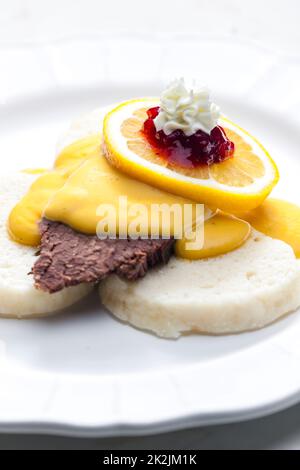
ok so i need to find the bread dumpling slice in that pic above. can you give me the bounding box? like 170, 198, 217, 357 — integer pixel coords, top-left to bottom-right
99, 230, 300, 337
0, 172, 93, 318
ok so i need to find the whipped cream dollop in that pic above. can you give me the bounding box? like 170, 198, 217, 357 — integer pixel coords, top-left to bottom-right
154, 78, 221, 136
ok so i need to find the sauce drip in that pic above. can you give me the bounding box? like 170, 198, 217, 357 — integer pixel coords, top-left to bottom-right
238, 198, 300, 258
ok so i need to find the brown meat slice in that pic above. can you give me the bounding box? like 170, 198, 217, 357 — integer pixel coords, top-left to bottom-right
32, 219, 175, 293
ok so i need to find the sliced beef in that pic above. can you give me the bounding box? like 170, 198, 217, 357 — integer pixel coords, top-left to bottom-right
32, 218, 174, 293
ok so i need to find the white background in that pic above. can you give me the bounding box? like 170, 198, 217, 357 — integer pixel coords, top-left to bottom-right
1, 0, 300, 450
1, 0, 300, 57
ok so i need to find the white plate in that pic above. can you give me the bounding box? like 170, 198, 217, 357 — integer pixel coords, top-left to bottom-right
1, 34, 300, 437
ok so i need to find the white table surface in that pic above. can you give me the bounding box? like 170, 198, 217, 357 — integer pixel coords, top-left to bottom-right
1, 0, 300, 450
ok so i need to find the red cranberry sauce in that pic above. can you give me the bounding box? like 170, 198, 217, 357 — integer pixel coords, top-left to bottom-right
143, 106, 235, 168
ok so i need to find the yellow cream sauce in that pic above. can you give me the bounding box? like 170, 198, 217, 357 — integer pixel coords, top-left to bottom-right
11, 135, 300, 261
9, 136, 207, 249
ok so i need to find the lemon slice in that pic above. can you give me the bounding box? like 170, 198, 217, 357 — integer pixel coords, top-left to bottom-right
103, 99, 279, 212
